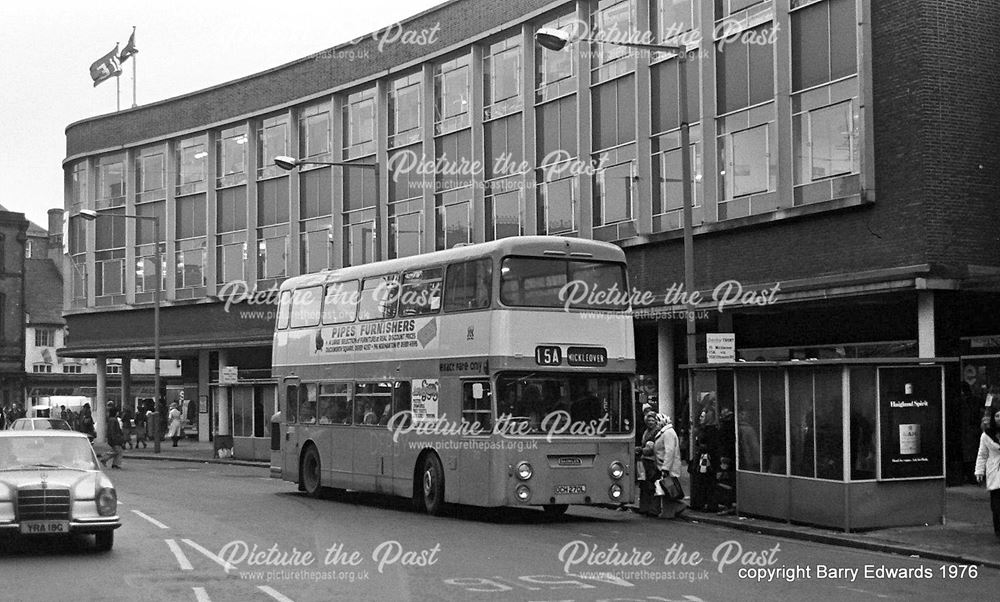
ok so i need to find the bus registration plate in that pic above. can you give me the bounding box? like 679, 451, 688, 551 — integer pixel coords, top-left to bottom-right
554, 484, 586, 495
20, 520, 69, 535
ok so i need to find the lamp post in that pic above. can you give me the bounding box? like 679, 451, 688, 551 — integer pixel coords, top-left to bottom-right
534, 29, 697, 364
77, 209, 162, 453
274, 156, 381, 262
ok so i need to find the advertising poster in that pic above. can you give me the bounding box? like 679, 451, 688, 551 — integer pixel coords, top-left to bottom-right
411, 379, 439, 422
877, 366, 944, 480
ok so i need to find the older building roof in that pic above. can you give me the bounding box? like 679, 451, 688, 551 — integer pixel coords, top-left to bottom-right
25, 258, 64, 325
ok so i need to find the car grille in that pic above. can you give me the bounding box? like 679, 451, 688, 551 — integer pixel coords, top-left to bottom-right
17, 488, 71, 521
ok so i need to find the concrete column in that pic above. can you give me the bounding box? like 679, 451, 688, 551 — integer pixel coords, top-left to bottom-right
657, 321, 675, 421
198, 350, 210, 442
95, 356, 107, 443
918, 290, 935, 357
120, 356, 131, 412
217, 349, 230, 437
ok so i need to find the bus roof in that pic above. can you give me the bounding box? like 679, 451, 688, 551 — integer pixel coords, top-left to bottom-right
280, 236, 626, 290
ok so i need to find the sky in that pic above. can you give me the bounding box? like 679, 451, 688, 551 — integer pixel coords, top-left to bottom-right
0, 0, 445, 229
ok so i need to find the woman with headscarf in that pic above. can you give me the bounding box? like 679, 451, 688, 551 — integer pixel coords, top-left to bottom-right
637, 411, 661, 516
166, 402, 183, 447
652, 413, 687, 519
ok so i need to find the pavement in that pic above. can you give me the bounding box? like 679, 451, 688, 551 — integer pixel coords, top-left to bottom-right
96, 438, 1000, 570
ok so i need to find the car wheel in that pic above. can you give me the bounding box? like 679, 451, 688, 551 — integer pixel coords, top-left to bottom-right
301, 446, 322, 498
419, 454, 446, 516
543, 504, 569, 517
95, 530, 114, 552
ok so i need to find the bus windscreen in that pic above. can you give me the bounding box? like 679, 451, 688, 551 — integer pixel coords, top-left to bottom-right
499, 257, 628, 311
495, 373, 633, 435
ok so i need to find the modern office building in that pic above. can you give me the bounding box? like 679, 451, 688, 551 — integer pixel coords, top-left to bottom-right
62, 0, 998, 488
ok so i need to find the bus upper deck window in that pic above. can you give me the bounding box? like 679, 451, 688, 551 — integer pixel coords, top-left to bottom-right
276, 290, 292, 329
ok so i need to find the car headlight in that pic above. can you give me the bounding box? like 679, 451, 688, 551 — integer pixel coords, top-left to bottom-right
609, 461, 625, 480
516, 462, 533, 481
609, 483, 623, 500
515, 484, 531, 502
96, 487, 117, 516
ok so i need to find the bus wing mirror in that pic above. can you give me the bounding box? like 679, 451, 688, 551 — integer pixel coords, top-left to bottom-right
472, 383, 484, 400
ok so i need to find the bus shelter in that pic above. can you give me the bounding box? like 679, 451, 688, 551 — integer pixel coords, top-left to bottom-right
684, 359, 950, 531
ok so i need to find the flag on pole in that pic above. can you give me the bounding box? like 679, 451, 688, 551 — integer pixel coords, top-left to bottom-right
90, 45, 122, 87
119, 28, 138, 63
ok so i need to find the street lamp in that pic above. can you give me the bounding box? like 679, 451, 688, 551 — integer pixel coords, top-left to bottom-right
273, 156, 382, 262
534, 29, 697, 365
77, 208, 163, 453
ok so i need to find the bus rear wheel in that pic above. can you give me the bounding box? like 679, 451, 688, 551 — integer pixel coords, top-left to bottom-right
419, 454, 446, 516
543, 504, 569, 517
301, 446, 322, 498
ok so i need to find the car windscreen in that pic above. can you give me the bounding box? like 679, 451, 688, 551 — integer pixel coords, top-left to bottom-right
0, 437, 99, 471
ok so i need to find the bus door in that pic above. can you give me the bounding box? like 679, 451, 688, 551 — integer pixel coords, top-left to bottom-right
280, 376, 300, 483
456, 378, 493, 506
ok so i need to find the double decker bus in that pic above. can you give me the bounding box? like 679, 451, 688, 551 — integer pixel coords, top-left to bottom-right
272, 236, 635, 515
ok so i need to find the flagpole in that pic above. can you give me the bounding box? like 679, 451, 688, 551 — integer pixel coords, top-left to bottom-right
132, 54, 137, 108
116, 72, 121, 112
131, 26, 137, 108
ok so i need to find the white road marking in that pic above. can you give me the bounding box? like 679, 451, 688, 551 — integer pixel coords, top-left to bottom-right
132, 509, 169, 529
193, 587, 211, 602
183, 538, 236, 572
165, 539, 194, 570
258, 586, 296, 602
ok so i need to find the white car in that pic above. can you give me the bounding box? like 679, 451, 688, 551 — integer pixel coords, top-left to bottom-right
0, 431, 120, 551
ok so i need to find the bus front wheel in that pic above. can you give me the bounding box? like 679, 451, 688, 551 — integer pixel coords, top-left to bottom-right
419, 454, 446, 516
301, 446, 322, 498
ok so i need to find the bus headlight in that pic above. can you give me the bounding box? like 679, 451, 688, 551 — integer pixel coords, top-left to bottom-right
609, 461, 625, 480
516, 462, 533, 481
515, 485, 532, 502
609, 483, 623, 500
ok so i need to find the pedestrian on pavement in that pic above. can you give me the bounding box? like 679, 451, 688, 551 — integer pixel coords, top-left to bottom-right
79, 404, 97, 443
975, 405, 1000, 540
121, 407, 136, 449
652, 413, 687, 519
101, 407, 125, 469
637, 411, 661, 516
134, 406, 148, 448
166, 402, 183, 447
